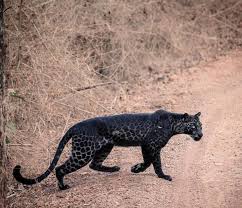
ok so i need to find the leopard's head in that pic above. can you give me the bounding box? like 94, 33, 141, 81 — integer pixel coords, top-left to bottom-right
174, 112, 203, 141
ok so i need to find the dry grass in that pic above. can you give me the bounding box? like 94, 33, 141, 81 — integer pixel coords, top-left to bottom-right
4, 0, 242, 202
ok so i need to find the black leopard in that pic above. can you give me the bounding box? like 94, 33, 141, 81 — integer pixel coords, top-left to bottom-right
13, 110, 203, 190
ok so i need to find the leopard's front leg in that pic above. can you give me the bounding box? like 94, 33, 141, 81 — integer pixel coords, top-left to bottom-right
131, 145, 151, 173
152, 150, 172, 181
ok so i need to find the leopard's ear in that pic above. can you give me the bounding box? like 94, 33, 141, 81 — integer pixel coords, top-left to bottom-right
183, 113, 189, 118
182, 113, 189, 121
195, 112, 201, 117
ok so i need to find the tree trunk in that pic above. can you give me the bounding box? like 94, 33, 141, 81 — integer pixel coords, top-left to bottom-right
0, 0, 6, 207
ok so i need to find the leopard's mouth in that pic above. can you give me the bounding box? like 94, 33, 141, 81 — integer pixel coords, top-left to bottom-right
191, 133, 203, 141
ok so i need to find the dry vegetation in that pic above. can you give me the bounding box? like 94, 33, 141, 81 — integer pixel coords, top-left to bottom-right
3, 0, 242, 206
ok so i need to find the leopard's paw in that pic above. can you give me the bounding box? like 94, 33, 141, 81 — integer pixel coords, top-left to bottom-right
131, 164, 143, 173
158, 174, 172, 181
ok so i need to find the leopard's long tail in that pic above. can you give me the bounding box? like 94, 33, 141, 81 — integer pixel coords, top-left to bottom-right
13, 128, 73, 185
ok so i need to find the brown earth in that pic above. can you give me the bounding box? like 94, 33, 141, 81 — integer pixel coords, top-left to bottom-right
7, 51, 242, 208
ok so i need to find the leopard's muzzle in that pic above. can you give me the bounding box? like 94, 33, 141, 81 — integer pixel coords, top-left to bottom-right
191, 133, 203, 141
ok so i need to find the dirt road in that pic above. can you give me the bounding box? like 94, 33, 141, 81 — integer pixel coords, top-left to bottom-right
9, 52, 242, 208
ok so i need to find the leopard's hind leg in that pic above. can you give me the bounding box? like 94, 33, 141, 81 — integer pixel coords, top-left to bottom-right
55, 156, 93, 190
55, 136, 96, 190
89, 143, 120, 172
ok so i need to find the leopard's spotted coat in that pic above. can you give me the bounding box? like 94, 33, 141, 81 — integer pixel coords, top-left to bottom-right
13, 110, 203, 190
